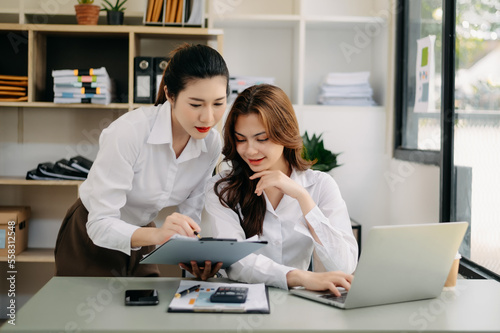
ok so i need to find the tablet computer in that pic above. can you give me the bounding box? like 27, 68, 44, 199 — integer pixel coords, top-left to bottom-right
140, 236, 267, 268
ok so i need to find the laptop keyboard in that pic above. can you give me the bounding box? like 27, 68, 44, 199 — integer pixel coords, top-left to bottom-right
319, 290, 348, 303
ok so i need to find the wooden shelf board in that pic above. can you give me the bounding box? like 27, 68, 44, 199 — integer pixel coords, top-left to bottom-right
0, 101, 130, 109
0, 177, 83, 186
0, 23, 223, 37
22, 9, 145, 18
0, 248, 54, 263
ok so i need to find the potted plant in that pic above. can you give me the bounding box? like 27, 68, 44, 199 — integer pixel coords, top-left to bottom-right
101, 0, 128, 25
302, 131, 341, 172
75, 0, 100, 25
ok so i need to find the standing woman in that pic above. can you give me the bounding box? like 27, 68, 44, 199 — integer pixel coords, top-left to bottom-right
204, 84, 358, 296
55, 44, 228, 278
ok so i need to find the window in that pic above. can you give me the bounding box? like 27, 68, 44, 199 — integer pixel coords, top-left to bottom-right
395, 0, 500, 279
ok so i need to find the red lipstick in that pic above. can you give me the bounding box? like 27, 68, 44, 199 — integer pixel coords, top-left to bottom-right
196, 127, 210, 133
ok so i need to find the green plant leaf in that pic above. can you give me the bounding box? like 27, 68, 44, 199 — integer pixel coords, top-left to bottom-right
101, 0, 128, 11
302, 131, 341, 172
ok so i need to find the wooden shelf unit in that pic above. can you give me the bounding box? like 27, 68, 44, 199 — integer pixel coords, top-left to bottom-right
0, 23, 224, 266
0, 23, 223, 108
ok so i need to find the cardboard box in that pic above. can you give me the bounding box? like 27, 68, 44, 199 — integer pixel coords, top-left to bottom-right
0, 206, 31, 256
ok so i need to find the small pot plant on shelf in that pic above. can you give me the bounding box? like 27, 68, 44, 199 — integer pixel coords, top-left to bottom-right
75, 0, 101, 25
302, 131, 342, 172
101, 0, 128, 25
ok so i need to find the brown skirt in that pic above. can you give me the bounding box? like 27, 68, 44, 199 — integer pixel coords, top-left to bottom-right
54, 198, 160, 277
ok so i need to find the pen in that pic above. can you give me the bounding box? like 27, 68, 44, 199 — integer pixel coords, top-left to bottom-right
193, 230, 201, 239
175, 284, 201, 298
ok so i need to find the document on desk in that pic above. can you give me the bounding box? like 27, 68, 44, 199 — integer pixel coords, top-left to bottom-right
139, 234, 267, 268
168, 280, 270, 313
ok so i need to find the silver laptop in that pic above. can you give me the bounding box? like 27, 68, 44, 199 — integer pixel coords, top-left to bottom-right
290, 222, 468, 309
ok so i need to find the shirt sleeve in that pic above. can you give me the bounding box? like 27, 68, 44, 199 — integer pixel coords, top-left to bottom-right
177, 131, 222, 223
81, 118, 142, 256
204, 176, 295, 290
294, 173, 358, 274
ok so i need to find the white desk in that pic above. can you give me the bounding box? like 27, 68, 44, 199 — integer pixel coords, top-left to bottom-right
1, 277, 499, 332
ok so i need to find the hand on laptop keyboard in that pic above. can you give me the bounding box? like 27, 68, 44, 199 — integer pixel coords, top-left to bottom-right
287, 270, 353, 297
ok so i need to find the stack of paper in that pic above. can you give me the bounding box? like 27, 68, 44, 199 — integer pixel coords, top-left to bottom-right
229, 76, 275, 100
0, 75, 28, 102
168, 280, 270, 313
317, 71, 376, 106
52, 67, 113, 105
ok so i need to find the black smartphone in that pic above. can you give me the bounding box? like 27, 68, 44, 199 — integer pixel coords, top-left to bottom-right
125, 289, 159, 306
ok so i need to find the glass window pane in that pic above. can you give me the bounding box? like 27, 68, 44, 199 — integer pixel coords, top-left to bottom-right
402, 0, 443, 150
454, 0, 500, 275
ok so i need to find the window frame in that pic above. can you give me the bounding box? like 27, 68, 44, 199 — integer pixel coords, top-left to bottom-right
393, 0, 440, 166
394, 0, 500, 282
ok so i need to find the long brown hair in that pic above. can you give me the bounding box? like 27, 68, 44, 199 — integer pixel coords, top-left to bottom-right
154, 43, 229, 105
214, 84, 312, 238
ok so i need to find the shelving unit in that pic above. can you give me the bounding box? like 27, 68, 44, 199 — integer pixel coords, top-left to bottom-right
0, 18, 223, 269
206, 0, 390, 106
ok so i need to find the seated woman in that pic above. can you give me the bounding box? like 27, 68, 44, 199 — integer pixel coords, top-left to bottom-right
204, 84, 358, 296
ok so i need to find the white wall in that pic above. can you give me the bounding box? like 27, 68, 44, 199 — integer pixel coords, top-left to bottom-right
295, 105, 388, 244
295, 105, 440, 248
386, 160, 440, 225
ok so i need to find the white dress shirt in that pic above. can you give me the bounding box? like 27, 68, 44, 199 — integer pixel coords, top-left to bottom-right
79, 102, 221, 255
204, 168, 358, 290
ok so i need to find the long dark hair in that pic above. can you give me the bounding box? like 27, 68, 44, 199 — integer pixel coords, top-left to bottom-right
155, 43, 229, 105
214, 84, 312, 238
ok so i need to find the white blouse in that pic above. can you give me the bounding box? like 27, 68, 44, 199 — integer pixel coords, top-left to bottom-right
79, 102, 221, 255
204, 168, 358, 290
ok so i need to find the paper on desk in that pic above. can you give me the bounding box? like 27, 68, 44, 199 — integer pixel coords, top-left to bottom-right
168, 280, 270, 313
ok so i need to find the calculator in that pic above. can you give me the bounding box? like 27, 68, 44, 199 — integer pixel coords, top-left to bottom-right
210, 286, 248, 303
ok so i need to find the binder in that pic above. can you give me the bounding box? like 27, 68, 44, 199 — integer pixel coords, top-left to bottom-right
68, 155, 93, 173
25, 156, 93, 181
54, 159, 89, 177
153, 57, 169, 101
146, 0, 155, 22
176, 0, 184, 23
133, 57, 154, 104
52, 67, 108, 77
151, 0, 164, 22
34, 162, 87, 180
0, 75, 28, 101
185, 0, 203, 25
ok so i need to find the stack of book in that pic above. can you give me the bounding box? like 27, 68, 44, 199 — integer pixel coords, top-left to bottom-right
317, 71, 376, 106
52, 67, 113, 105
0, 75, 28, 102
26, 156, 93, 181
229, 76, 275, 100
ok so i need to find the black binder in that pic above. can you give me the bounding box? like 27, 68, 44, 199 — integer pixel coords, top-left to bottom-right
27, 162, 87, 180
133, 56, 154, 104
68, 155, 93, 173
153, 57, 169, 102
54, 159, 89, 178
